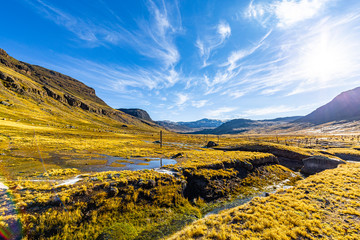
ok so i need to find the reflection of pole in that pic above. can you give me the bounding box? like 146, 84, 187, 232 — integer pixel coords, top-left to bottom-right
160, 130, 163, 148
160, 158, 163, 167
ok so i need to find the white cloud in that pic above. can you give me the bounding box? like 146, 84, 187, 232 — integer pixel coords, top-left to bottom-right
29, 0, 182, 69
217, 21, 231, 39
245, 0, 332, 28
239, 104, 318, 118
275, 0, 331, 28
203, 30, 271, 90
196, 20, 232, 67
176, 93, 189, 106
205, 107, 237, 118
191, 100, 208, 108
242, 105, 296, 117
225, 90, 247, 99
226, 7, 360, 98
224, 30, 271, 71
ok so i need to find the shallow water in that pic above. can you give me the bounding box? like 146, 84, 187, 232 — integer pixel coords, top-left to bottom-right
204, 179, 294, 217
46, 153, 177, 172
72, 155, 177, 172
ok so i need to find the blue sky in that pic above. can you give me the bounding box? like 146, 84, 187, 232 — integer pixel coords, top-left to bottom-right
1, 0, 360, 121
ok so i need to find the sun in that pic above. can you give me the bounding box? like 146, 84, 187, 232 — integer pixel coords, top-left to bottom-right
300, 30, 352, 83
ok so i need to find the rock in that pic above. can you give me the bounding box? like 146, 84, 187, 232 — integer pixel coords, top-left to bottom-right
108, 187, 119, 197
0, 101, 11, 106
171, 153, 183, 159
0, 71, 6, 80
206, 141, 218, 148
90, 177, 99, 181
300, 155, 345, 175
148, 179, 156, 188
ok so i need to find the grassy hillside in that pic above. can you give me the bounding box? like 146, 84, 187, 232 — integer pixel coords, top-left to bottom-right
168, 163, 360, 240
0, 49, 158, 132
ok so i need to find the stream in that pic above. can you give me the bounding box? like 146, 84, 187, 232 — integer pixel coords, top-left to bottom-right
204, 179, 294, 217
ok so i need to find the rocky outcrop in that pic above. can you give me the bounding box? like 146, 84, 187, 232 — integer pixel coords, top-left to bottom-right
117, 108, 153, 122
206, 141, 218, 148
300, 156, 345, 175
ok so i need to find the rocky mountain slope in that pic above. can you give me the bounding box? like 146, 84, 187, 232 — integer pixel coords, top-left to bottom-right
156, 118, 224, 132
297, 87, 360, 124
118, 108, 153, 122
0, 49, 159, 131
191, 116, 302, 135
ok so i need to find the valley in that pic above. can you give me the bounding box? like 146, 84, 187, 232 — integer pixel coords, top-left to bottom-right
0, 49, 360, 239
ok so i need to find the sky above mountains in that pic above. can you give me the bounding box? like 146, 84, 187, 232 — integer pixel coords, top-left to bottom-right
2, 0, 360, 121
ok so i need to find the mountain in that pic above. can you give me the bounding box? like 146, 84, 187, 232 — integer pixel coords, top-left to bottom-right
156, 120, 194, 132
177, 118, 224, 128
264, 116, 302, 122
192, 116, 303, 135
297, 87, 360, 124
0, 49, 159, 131
155, 118, 224, 132
118, 108, 153, 122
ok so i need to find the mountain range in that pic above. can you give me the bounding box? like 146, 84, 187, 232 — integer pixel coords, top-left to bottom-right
1, 48, 360, 135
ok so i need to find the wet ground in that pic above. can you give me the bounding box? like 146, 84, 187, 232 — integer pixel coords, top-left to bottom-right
44, 153, 177, 172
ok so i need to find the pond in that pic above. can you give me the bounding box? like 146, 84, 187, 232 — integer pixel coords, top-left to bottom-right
102, 155, 177, 171
45, 153, 177, 172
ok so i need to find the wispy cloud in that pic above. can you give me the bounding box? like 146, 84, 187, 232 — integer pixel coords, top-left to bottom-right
27, 0, 126, 46
202, 30, 271, 90
191, 100, 208, 108
132, 0, 183, 67
245, 0, 333, 28
239, 104, 315, 118
205, 107, 237, 118
196, 21, 231, 67
176, 93, 190, 106
223, 30, 271, 71
28, 0, 182, 69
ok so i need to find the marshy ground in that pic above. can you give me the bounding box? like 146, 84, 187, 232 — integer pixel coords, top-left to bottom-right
1, 118, 360, 239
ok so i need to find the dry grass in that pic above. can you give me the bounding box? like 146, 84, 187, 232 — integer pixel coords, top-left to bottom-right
168, 163, 360, 240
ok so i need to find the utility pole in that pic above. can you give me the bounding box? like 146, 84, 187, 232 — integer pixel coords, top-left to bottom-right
160, 130, 163, 148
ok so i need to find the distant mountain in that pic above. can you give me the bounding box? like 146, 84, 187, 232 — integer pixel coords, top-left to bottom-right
191, 116, 303, 135
264, 116, 302, 122
155, 118, 224, 133
178, 118, 224, 128
118, 108, 153, 122
0, 49, 159, 131
156, 120, 194, 132
297, 87, 360, 124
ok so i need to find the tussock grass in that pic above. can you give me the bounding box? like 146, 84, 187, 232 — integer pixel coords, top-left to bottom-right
168, 163, 360, 240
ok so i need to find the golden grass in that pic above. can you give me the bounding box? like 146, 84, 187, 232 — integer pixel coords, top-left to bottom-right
168, 163, 360, 240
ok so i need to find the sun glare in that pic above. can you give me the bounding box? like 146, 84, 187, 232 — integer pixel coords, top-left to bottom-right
300, 30, 352, 83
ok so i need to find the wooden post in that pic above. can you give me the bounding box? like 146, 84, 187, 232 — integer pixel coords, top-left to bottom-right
160, 130, 163, 148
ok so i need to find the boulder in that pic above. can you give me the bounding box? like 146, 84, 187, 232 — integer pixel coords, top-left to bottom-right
300, 155, 345, 175
108, 187, 119, 197
0, 101, 11, 106
171, 153, 183, 159
206, 141, 218, 148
